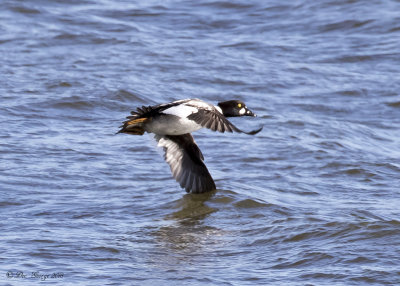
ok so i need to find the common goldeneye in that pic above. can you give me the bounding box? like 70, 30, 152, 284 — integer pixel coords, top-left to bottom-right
118, 98, 262, 193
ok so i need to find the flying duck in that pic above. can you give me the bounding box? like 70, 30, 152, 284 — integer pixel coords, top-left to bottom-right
118, 98, 262, 193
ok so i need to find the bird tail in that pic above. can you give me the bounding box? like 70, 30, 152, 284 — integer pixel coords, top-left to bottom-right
117, 117, 148, 135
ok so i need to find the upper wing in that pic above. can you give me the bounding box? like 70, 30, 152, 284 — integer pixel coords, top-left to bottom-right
154, 134, 216, 194
130, 99, 192, 118
118, 99, 193, 134
187, 109, 239, 133
187, 109, 263, 135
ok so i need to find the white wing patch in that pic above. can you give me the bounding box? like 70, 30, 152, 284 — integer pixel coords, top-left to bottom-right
215, 105, 223, 114
186, 99, 214, 110
162, 104, 198, 118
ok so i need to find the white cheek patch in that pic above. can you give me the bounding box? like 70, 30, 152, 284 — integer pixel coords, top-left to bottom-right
239, 107, 246, 115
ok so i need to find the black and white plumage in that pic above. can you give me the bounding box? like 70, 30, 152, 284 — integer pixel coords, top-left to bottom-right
118, 98, 262, 193
154, 133, 216, 193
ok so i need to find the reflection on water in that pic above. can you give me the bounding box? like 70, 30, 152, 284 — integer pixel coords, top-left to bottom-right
151, 192, 227, 271
156, 191, 219, 254
166, 191, 217, 220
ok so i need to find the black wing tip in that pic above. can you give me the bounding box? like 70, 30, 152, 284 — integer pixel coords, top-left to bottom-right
235, 125, 263, 135
246, 125, 263, 135
181, 171, 216, 194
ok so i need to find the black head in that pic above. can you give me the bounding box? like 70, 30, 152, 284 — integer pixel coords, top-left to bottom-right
217, 100, 256, 117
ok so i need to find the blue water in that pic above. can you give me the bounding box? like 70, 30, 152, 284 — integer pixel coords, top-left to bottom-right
1, 0, 400, 285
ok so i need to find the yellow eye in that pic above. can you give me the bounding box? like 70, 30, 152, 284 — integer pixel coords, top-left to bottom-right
238, 103, 242, 108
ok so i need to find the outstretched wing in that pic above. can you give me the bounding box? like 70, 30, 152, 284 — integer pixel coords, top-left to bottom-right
154, 133, 216, 194
187, 108, 238, 133
187, 109, 263, 135
117, 99, 192, 134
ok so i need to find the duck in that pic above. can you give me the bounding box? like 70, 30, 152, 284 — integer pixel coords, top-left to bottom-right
117, 98, 262, 194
